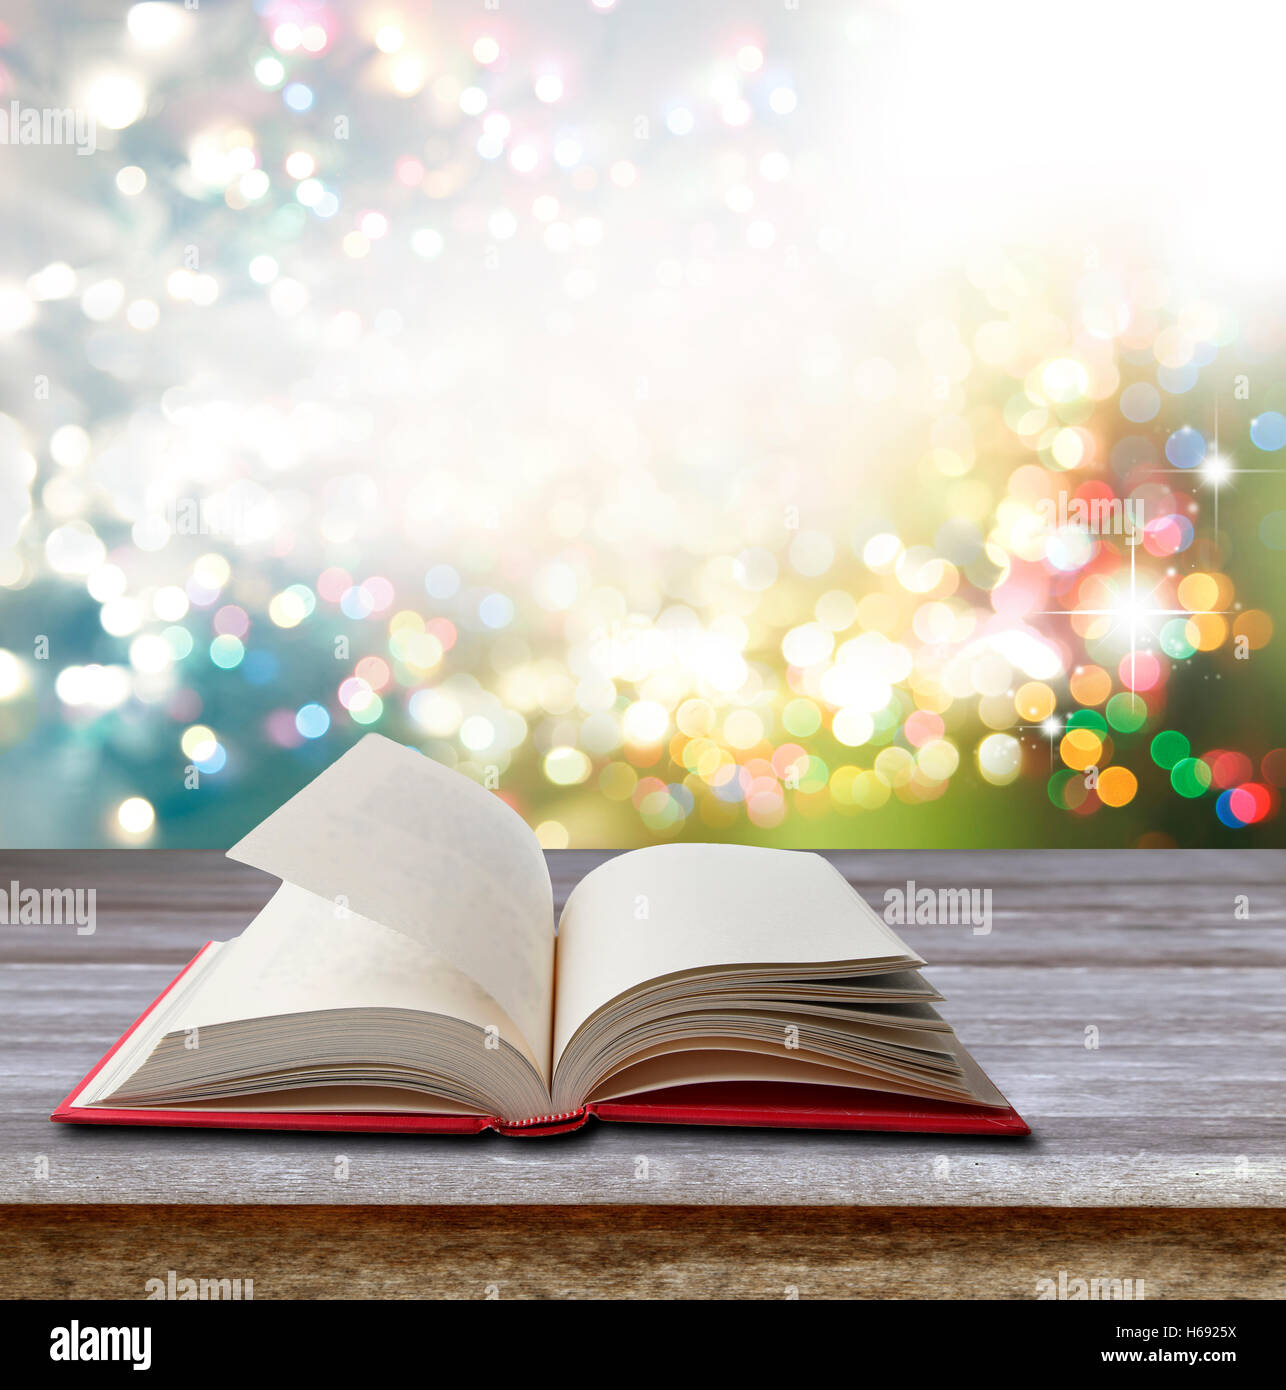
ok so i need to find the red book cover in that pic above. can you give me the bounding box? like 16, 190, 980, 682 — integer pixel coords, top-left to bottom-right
51, 946, 1030, 1139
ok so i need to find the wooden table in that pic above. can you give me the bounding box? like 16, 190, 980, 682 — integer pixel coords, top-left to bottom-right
2, 849, 1282, 1299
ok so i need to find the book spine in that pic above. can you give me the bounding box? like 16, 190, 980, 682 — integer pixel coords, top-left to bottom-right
492, 1108, 588, 1137
501, 1109, 584, 1128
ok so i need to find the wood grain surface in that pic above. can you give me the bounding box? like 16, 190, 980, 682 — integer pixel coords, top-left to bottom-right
2, 849, 1282, 1209
2, 848, 1281, 1298
2, 1205, 1281, 1300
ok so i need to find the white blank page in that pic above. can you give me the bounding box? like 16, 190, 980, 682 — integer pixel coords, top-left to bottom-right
553, 844, 920, 1070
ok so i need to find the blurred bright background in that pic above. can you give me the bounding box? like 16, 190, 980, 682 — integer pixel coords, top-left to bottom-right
0, 0, 1284, 847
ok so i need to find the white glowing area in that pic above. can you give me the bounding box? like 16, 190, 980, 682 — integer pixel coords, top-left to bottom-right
1202, 455, 1233, 486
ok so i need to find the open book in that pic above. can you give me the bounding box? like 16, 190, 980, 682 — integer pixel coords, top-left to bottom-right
55, 735, 1027, 1137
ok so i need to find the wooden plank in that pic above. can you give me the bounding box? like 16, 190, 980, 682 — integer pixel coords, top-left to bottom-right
1, 850, 1282, 1208
1, 848, 1282, 965
5, 1127, 1281, 1207
1, 1205, 1281, 1300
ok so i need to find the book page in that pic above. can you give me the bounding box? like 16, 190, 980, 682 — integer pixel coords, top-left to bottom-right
586, 1032, 1008, 1108
76, 884, 547, 1105
227, 734, 555, 1079
181, 883, 544, 1075
552, 844, 920, 1072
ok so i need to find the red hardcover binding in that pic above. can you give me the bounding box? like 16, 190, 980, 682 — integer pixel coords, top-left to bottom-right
51, 946, 1030, 1138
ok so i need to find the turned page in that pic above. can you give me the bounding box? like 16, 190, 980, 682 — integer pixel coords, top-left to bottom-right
76, 882, 547, 1106
178, 884, 545, 1078
227, 734, 556, 1082
552, 844, 921, 1072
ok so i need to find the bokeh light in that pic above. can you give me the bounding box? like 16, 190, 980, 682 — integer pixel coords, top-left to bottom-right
0, 1, 1279, 850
